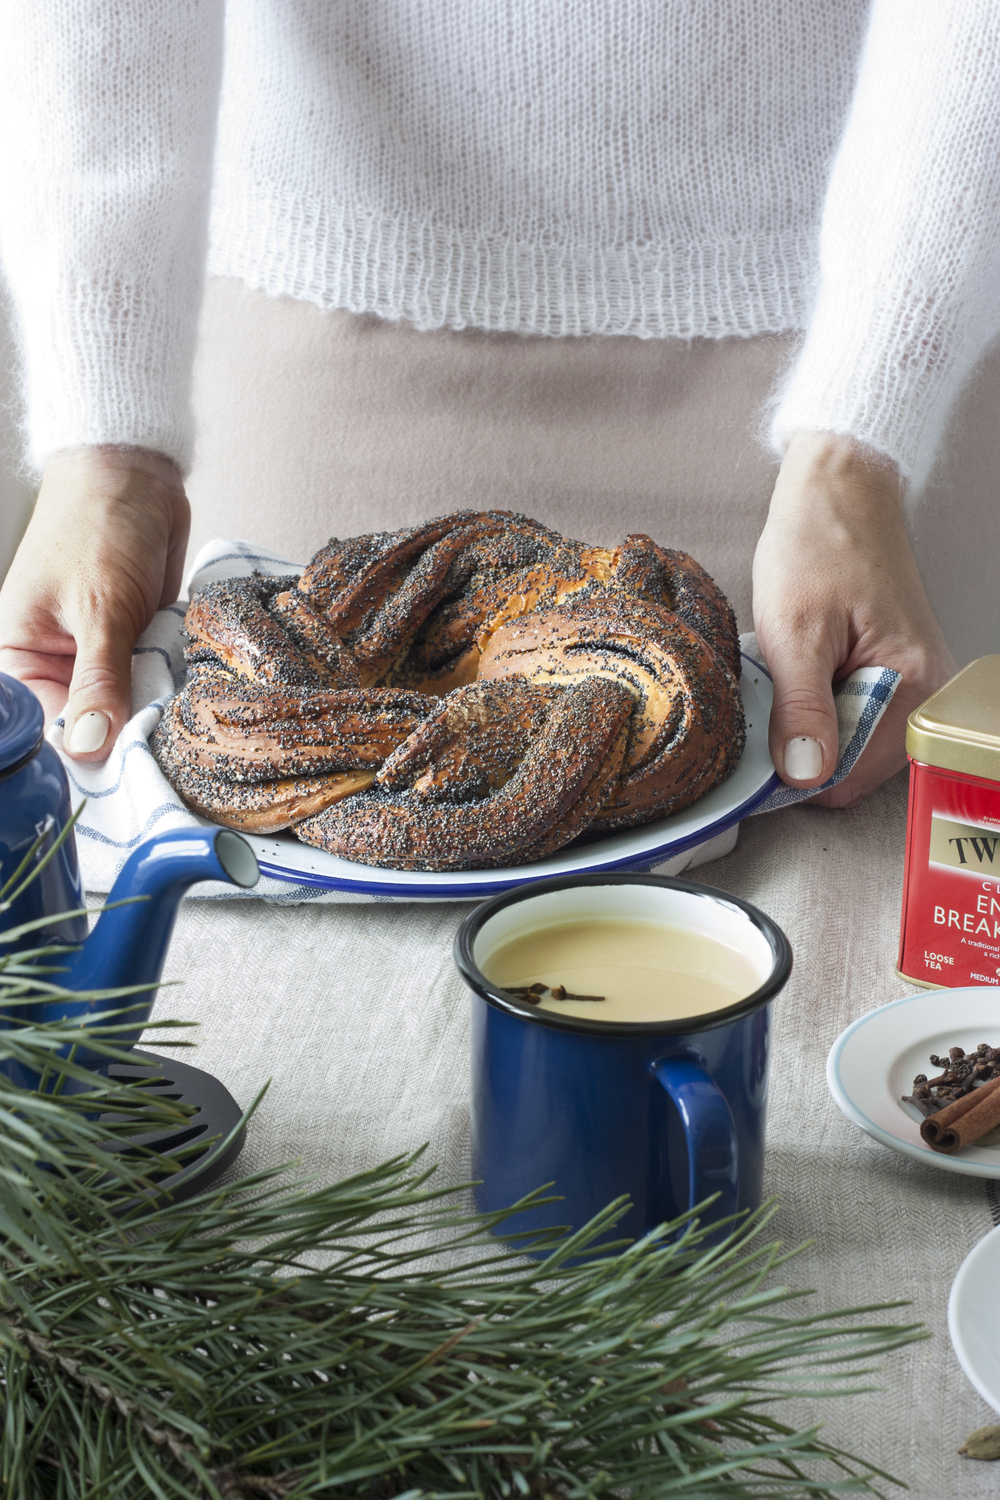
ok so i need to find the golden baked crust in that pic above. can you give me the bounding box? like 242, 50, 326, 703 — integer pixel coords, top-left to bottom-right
151, 510, 744, 870
477, 596, 745, 830
155, 665, 431, 782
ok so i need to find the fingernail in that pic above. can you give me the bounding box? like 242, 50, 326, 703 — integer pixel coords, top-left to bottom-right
784, 736, 824, 781
67, 711, 111, 755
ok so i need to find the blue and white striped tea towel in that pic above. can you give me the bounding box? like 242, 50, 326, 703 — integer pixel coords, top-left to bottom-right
743, 637, 900, 814
51, 539, 900, 901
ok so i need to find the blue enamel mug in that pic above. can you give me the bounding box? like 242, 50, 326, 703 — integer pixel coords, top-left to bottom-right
455, 874, 792, 1248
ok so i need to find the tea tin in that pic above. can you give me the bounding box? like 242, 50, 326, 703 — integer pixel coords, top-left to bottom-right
898, 657, 1000, 988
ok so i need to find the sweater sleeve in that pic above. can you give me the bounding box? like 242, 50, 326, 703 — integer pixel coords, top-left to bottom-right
769, 0, 1000, 491
0, 1, 224, 477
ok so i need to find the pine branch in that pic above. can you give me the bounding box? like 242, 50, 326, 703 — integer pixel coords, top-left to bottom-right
0, 841, 926, 1498
0, 1313, 203, 1470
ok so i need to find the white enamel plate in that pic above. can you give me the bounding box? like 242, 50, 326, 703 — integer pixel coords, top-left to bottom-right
241, 655, 778, 899
827, 987, 1000, 1179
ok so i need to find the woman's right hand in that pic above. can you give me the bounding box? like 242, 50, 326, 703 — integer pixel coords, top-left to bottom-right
0, 446, 189, 760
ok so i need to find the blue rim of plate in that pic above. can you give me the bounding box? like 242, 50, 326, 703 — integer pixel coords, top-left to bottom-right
255, 771, 781, 898
253, 653, 780, 899
826, 989, 1000, 1179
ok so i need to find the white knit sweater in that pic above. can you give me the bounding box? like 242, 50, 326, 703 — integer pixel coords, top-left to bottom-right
2, 1, 1000, 490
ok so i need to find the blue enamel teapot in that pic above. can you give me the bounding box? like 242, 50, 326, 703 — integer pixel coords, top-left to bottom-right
0, 672, 259, 1076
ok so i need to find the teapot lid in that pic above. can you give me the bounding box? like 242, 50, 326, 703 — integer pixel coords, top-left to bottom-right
0, 672, 44, 775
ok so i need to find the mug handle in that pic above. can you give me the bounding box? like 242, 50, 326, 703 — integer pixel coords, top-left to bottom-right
651, 1056, 739, 1231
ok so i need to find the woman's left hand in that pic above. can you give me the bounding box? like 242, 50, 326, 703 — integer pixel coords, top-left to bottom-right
751, 429, 956, 808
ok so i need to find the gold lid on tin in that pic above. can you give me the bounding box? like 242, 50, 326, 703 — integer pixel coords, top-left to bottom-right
907, 655, 1000, 781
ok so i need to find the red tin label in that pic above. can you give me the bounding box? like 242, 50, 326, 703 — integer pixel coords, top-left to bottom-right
899, 759, 1000, 987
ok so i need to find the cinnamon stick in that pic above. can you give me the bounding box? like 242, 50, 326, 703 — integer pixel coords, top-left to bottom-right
920, 1071, 1000, 1153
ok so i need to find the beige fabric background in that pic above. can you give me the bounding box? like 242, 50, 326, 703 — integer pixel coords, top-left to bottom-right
185, 279, 786, 635
186, 276, 1000, 663
165, 278, 1000, 1493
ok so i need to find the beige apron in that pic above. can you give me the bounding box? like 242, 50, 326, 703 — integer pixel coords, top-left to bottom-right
186, 275, 1000, 663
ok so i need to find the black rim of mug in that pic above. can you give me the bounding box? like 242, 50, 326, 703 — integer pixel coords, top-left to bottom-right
454, 872, 793, 1036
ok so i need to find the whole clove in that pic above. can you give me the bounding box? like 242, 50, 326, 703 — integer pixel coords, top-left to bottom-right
505, 982, 546, 1005
505, 982, 606, 1005
902, 1042, 1000, 1117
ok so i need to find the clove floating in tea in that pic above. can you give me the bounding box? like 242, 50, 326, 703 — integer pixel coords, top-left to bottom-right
505, 982, 605, 1005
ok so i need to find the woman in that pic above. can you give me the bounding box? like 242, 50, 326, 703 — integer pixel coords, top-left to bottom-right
1, 0, 993, 803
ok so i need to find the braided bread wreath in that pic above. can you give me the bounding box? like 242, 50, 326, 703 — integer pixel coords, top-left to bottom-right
152, 511, 746, 872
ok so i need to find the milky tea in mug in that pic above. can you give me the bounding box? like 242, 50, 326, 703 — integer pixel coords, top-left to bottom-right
483, 914, 765, 1023
456, 876, 792, 1249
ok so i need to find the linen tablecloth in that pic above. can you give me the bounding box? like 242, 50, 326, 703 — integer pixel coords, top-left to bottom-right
149, 773, 999, 1498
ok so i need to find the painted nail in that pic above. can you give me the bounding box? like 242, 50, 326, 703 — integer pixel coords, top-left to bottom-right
67, 710, 111, 755
784, 735, 823, 781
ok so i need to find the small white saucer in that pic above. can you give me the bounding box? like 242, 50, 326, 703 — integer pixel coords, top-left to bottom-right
949, 1223, 1000, 1414
826, 988, 1000, 1179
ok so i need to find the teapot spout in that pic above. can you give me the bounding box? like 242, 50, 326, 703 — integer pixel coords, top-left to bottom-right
60, 828, 259, 1033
